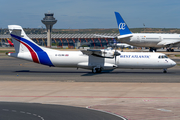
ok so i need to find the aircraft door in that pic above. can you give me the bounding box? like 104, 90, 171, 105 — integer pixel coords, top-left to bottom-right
159, 36, 161, 41
137, 36, 139, 40
136, 36, 141, 42
116, 55, 120, 65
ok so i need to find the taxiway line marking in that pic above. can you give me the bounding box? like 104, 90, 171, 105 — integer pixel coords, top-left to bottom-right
0, 95, 180, 99
2, 109, 44, 120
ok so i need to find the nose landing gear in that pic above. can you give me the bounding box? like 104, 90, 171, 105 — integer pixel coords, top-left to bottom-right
163, 69, 167, 73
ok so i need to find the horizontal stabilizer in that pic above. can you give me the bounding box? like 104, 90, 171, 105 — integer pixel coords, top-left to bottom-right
117, 34, 133, 39
8, 25, 23, 31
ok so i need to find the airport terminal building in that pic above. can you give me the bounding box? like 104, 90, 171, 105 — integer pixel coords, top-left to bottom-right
0, 33, 119, 49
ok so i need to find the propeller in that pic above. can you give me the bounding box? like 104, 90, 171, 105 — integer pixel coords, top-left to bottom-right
113, 37, 120, 64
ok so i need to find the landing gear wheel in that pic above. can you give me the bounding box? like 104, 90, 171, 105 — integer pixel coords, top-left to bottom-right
96, 68, 102, 73
149, 48, 156, 52
92, 68, 96, 73
92, 68, 102, 73
167, 48, 174, 52
163, 69, 167, 73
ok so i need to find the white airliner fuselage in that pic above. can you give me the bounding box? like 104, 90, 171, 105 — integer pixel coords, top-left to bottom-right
118, 33, 180, 48
9, 48, 176, 72
113, 12, 180, 52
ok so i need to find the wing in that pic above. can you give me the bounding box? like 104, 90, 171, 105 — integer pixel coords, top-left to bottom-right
81, 49, 115, 58
157, 39, 180, 46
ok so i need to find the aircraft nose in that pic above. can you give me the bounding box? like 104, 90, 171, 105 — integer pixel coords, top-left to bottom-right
171, 60, 176, 66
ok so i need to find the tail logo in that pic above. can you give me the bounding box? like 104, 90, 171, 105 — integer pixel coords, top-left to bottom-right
119, 23, 126, 30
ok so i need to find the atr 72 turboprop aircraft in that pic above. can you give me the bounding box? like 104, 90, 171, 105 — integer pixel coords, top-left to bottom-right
110, 12, 180, 52
7, 25, 176, 73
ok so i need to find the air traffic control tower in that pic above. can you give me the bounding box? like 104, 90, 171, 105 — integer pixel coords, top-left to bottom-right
41, 13, 57, 47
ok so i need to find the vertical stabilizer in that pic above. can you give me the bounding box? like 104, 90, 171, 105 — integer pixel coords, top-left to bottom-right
8, 25, 38, 53
8, 25, 54, 66
114, 12, 132, 35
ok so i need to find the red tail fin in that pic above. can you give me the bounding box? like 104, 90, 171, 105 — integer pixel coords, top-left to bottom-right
7, 39, 14, 46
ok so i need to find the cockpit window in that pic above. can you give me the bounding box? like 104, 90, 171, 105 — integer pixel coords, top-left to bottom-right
158, 55, 168, 59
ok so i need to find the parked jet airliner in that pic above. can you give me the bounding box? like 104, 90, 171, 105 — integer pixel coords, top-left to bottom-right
104, 12, 180, 52
4, 39, 14, 47
7, 25, 176, 73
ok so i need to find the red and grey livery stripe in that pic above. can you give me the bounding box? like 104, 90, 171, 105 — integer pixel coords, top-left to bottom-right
14, 38, 39, 63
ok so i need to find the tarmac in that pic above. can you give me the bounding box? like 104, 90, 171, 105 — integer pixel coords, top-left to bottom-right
0, 49, 180, 120
0, 102, 124, 120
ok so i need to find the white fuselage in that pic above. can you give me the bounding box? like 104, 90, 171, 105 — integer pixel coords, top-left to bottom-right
9, 50, 176, 70
7, 25, 176, 73
118, 33, 180, 48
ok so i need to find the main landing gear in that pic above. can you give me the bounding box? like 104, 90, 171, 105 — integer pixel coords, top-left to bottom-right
149, 47, 157, 52
92, 67, 102, 73
166, 48, 174, 52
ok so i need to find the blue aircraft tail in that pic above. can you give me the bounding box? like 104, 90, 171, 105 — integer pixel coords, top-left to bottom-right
114, 12, 132, 35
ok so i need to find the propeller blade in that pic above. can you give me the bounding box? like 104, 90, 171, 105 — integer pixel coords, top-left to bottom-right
113, 38, 121, 64
113, 38, 117, 64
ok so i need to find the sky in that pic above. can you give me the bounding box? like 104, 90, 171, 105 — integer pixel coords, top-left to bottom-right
1, 0, 180, 29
